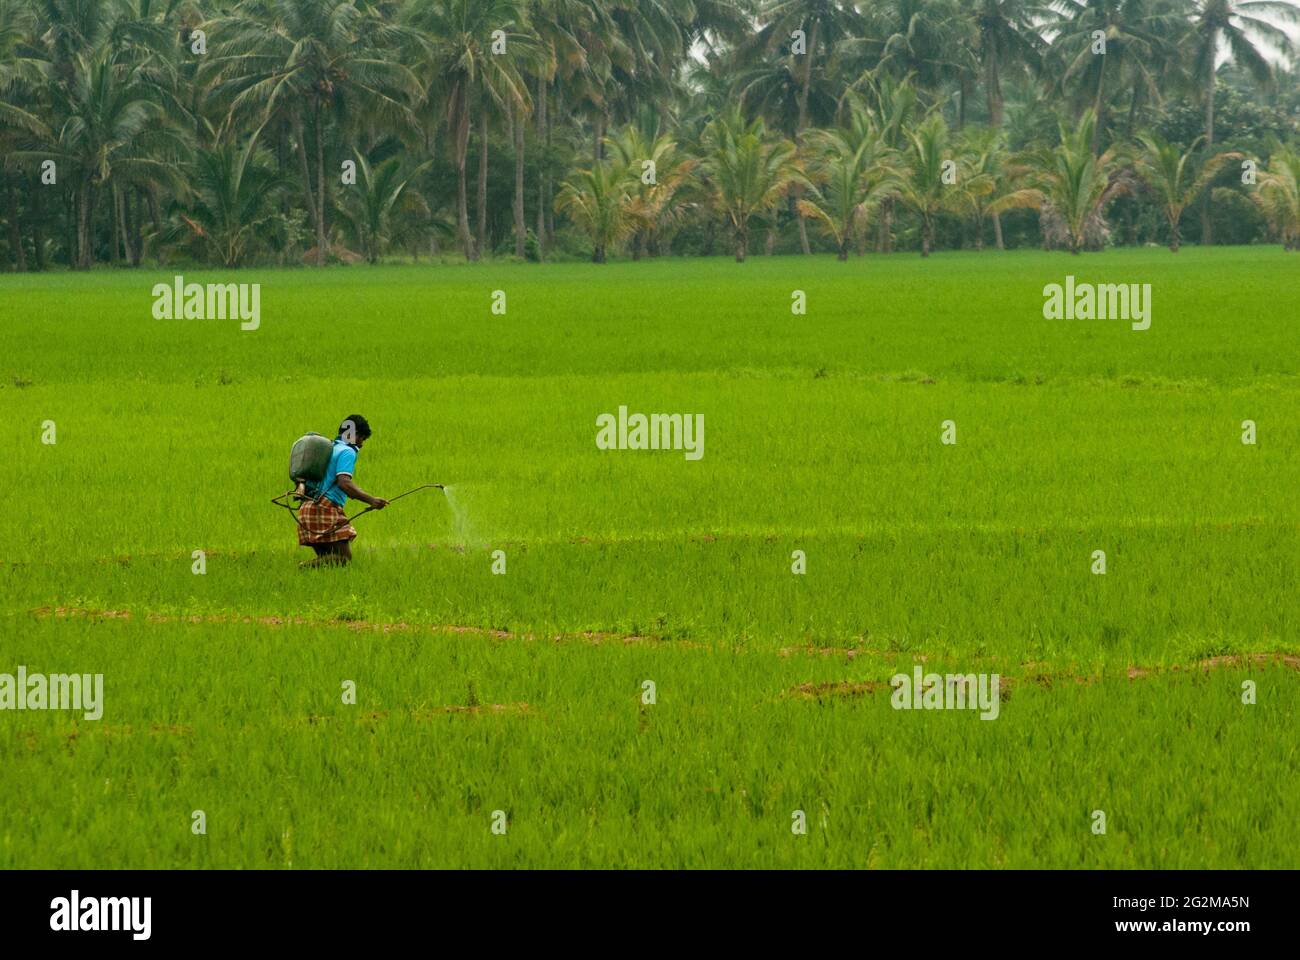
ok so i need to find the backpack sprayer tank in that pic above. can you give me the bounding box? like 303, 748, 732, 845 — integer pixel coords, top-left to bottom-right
289, 433, 334, 494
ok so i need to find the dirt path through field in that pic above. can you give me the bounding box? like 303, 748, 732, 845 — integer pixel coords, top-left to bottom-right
787, 653, 1300, 700
27, 606, 1299, 693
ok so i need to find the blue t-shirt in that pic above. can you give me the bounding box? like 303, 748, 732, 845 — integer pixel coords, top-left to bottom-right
314, 440, 358, 506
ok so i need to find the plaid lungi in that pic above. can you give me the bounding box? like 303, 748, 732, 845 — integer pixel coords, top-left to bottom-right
297, 496, 357, 545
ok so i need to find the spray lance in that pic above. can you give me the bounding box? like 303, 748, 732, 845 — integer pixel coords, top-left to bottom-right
337, 483, 445, 528
272, 482, 445, 534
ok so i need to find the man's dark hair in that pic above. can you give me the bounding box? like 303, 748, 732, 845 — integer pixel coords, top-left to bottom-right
338, 414, 372, 443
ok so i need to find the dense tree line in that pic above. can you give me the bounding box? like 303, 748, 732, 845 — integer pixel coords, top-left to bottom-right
1, 0, 1298, 269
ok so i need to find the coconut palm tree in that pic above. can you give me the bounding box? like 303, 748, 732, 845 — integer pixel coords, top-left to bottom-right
701, 110, 806, 262
554, 159, 634, 263
158, 122, 285, 267
858, 0, 977, 95
605, 124, 698, 259
1250, 144, 1300, 249
735, 44, 837, 140
962, 0, 1045, 242
1050, 0, 1183, 155
1130, 130, 1242, 251
336, 150, 433, 264
895, 112, 959, 257
958, 125, 1011, 249
847, 76, 922, 253
604, 0, 691, 136
964, 0, 1047, 128
796, 117, 902, 259
991, 109, 1129, 253
1188, 0, 1297, 243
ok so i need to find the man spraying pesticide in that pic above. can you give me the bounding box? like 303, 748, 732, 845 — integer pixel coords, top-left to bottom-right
272, 415, 443, 567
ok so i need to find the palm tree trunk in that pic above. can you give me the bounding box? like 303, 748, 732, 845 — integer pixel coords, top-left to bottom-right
920, 218, 931, 258
1125, 85, 1142, 139
546, 86, 557, 241
986, 39, 1003, 128
536, 74, 547, 257
6, 179, 25, 272
456, 152, 472, 258
146, 187, 161, 232
79, 181, 93, 269
513, 103, 526, 259
735, 226, 747, 263
985, 39, 1006, 251
294, 110, 322, 252
30, 181, 45, 271
66, 192, 77, 269
475, 110, 488, 261
131, 189, 143, 266
115, 185, 133, 265
291, 109, 321, 264
1170, 213, 1181, 253
121, 186, 134, 263
146, 187, 162, 264
794, 21, 820, 255
315, 100, 329, 265
292, 112, 319, 261
1201, 54, 1216, 246
422, 122, 437, 259
1092, 54, 1107, 156
793, 199, 811, 253
454, 89, 473, 258
108, 184, 120, 266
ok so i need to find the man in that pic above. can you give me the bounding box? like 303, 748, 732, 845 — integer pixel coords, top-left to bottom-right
298, 415, 389, 566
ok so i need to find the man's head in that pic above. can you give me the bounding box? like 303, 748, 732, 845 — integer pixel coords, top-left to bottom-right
338, 414, 372, 448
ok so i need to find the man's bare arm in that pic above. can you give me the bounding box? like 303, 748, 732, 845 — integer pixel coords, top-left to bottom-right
337, 475, 389, 509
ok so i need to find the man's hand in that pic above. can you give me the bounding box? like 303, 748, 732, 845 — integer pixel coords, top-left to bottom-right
369, 497, 390, 509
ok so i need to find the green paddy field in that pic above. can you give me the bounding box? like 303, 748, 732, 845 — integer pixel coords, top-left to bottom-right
2, 247, 1297, 867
